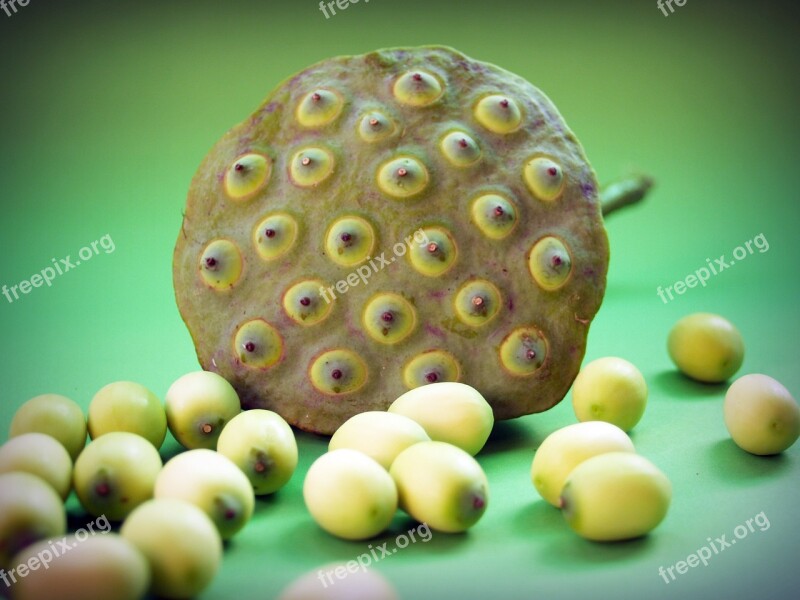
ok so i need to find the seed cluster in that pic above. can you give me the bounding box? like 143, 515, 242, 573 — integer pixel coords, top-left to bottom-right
174, 47, 608, 433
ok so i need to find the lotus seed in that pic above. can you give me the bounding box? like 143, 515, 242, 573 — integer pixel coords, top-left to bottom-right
474, 94, 522, 133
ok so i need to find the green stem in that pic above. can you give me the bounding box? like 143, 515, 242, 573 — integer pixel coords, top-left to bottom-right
600, 175, 654, 217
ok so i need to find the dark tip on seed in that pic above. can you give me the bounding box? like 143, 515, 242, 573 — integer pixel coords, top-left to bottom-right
551, 255, 563, 268
397, 167, 408, 177
340, 232, 352, 243
224, 508, 237, 520
264, 228, 276, 238
299, 297, 311, 307
425, 372, 439, 383
234, 162, 245, 172
412, 73, 423, 81
499, 99, 510, 108
526, 349, 537, 361
369, 118, 380, 127
96, 483, 111, 497
472, 295, 484, 307
494, 206, 505, 217
244, 341, 256, 353
204, 257, 217, 269
254, 461, 266, 473
331, 369, 343, 380
427, 242, 439, 253
381, 311, 394, 322
547, 166, 559, 177
311, 92, 322, 102
458, 138, 469, 148
473, 495, 486, 510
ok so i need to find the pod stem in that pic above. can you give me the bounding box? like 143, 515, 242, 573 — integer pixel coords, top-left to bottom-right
600, 174, 654, 217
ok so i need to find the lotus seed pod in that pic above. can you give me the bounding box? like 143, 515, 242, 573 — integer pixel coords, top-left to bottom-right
121, 498, 222, 599
0, 433, 72, 500
388, 382, 494, 455
329, 411, 431, 469
9, 534, 150, 600
154, 449, 255, 540
668, 313, 745, 383
531, 421, 635, 506
724, 374, 800, 455
9, 394, 87, 461
390, 441, 488, 533
0, 472, 66, 569
303, 449, 397, 541
560, 452, 672, 542
224, 153, 271, 201
173, 46, 610, 434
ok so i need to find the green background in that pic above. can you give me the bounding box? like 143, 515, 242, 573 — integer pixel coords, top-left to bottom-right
1, 0, 798, 598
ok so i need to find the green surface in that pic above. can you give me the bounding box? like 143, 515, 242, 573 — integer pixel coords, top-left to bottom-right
1, 1, 798, 599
